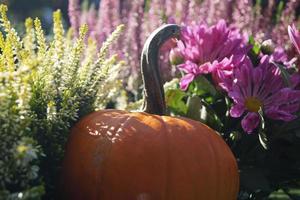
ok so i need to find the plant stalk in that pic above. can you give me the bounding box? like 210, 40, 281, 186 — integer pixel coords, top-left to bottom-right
141, 24, 180, 115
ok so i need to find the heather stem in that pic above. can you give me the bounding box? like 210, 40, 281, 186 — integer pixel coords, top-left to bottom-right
141, 24, 180, 115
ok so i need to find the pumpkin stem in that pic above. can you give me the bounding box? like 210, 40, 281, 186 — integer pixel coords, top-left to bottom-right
141, 24, 180, 115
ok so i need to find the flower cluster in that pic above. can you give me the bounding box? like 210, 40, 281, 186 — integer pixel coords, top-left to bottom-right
226, 56, 300, 133
173, 20, 300, 133
175, 20, 248, 90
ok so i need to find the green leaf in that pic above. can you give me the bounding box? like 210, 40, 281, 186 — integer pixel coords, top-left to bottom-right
144, 0, 151, 12
258, 108, 268, 149
248, 35, 261, 55
248, 36, 262, 66
186, 95, 202, 121
271, 61, 291, 87
165, 88, 188, 114
199, 100, 224, 131
192, 75, 217, 96
275, 1, 284, 23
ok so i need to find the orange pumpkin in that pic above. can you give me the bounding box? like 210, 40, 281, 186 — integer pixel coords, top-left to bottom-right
60, 25, 239, 200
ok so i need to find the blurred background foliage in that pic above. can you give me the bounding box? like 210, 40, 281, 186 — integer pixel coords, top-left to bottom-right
1, 0, 299, 35
0, 0, 68, 33
0, 0, 99, 33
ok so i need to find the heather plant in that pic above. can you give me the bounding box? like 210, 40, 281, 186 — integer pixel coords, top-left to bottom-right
0, 4, 124, 199
69, 0, 299, 97
166, 20, 300, 199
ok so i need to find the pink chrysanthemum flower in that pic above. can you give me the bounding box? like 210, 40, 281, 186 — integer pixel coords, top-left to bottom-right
228, 56, 300, 133
270, 47, 296, 67
212, 55, 252, 92
259, 41, 296, 69
288, 24, 300, 55
177, 20, 248, 90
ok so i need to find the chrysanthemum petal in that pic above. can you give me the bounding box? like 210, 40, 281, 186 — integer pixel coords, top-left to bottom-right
265, 108, 297, 122
241, 112, 260, 133
180, 74, 195, 91
230, 104, 245, 118
288, 24, 300, 55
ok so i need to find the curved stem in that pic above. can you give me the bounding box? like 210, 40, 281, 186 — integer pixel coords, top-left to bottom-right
141, 24, 180, 115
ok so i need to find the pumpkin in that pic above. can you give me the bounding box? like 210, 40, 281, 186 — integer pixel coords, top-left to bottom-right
60, 24, 239, 200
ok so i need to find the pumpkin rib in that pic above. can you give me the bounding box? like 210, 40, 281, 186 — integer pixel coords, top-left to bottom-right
163, 116, 239, 200
185, 119, 219, 200
203, 128, 235, 199
99, 112, 165, 199
145, 113, 169, 200
61, 110, 134, 199
162, 116, 220, 199
166, 118, 200, 200
207, 129, 222, 199
94, 111, 123, 199
208, 131, 239, 199
189, 123, 217, 200
161, 117, 171, 200
97, 112, 134, 199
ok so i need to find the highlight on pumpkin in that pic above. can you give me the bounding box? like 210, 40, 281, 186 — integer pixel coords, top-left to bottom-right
1, 1, 300, 199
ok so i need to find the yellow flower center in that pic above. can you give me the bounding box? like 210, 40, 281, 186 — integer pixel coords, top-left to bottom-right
245, 97, 262, 112
17, 145, 29, 154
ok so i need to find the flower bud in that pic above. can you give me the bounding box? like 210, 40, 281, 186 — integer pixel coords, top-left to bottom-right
169, 48, 184, 65
261, 39, 275, 55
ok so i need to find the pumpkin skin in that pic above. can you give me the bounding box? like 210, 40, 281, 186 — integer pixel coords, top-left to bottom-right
61, 109, 239, 200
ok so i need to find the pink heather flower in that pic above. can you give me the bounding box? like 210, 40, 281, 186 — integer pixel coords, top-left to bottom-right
288, 24, 300, 55
68, 0, 81, 36
177, 20, 248, 90
228, 55, 300, 133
